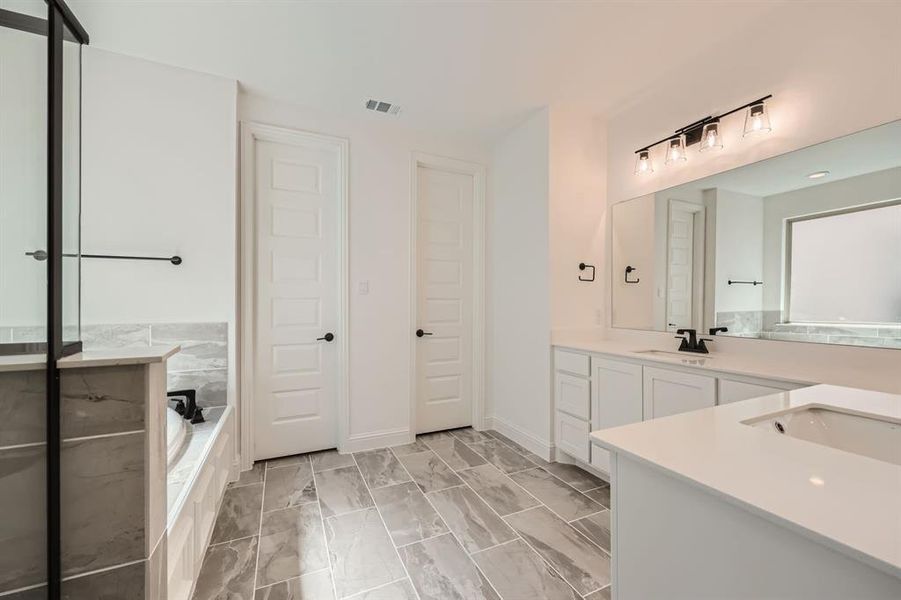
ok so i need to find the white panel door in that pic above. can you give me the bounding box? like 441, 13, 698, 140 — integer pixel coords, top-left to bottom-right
642, 366, 715, 419
253, 136, 341, 460
666, 204, 695, 331
416, 166, 474, 433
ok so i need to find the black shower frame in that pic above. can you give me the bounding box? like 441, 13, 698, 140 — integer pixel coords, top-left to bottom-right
0, 1, 88, 597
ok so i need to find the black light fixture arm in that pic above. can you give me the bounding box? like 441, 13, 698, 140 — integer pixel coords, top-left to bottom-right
634, 94, 772, 154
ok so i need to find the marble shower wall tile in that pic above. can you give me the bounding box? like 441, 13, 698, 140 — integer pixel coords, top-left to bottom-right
60, 560, 145, 599
193, 536, 258, 600
371, 481, 448, 546
399, 533, 500, 600
151, 322, 227, 372
0, 369, 46, 447
472, 539, 580, 600
0, 444, 46, 593
505, 506, 611, 595
353, 448, 411, 489
325, 507, 406, 598
257, 503, 328, 587
209, 483, 264, 545
81, 324, 151, 349
167, 368, 227, 409
61, 432, 145, 577
60, 365, 146, 439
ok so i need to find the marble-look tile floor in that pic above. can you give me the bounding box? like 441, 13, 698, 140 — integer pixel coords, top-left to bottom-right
192, 428, 612, 600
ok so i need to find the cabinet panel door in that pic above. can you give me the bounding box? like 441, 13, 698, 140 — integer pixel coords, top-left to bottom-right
642, 366, 715, 419
556, 372, 591, 420
556, 411, 590, 462
592, 357, 643, 430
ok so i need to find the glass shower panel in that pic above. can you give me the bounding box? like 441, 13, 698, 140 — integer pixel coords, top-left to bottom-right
0, 11, 48, 347
0, 8, 49, 599
62, 28, 81, 345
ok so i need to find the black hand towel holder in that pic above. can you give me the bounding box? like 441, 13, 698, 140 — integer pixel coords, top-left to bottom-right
578, 263, 595, 282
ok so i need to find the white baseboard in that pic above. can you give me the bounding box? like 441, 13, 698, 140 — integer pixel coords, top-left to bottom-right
483, 415, 554, 462
341, 427, 411, 453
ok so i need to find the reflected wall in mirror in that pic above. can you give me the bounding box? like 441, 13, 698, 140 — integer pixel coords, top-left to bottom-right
611, 120, 901, 349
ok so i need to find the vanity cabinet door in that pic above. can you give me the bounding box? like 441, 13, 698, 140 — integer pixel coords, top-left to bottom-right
556, 372, 591, 420
642, 366, 715, 419
718, 378, 803, 405
591, 357, 643, 430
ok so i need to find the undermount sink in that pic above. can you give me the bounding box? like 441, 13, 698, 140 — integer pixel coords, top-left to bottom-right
743, 405, 901, 466
634, 349, 713, 365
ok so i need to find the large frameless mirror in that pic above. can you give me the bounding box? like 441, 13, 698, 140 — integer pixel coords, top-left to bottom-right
611, 120, 901, 349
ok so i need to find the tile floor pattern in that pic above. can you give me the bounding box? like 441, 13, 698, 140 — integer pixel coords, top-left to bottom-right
192, 428, 613, 600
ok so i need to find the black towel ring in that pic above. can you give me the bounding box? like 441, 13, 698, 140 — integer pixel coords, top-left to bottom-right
578, 263, 596, 282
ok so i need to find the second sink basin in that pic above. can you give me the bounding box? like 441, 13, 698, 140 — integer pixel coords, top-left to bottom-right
743, 405, 901, 466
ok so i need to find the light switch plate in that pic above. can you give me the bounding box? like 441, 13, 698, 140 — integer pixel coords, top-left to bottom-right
358, 280, 370, 295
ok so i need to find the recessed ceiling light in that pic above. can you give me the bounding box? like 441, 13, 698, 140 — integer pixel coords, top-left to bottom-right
807, 170, 830, 179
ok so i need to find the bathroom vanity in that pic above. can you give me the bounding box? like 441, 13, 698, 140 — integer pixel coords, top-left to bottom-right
591, 385, 901, 598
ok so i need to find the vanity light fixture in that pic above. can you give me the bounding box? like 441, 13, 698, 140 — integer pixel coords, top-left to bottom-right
743, 100, 772, 136
634, 149, 653, 175
633, 94, 772, 175
807, 170, 830, 179
665, 136, 687, 164
699, 119, 723, 152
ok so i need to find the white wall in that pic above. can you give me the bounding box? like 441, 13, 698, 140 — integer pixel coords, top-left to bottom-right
82, 48, 237, 326
714, 189, 764, 313
239, 94, 490, 446
488, 108, 552, 451
609, 195, 655, 330
600, 1, 901, 387
81, 48, 238, 400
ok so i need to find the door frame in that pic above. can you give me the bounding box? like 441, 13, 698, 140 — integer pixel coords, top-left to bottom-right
665, 199, 706, 332
239, 121, 349, 470
409, 152, 487, 435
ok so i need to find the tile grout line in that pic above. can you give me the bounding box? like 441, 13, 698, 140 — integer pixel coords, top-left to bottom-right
343, 577, 410, 599
447, 431, 606, 595
411, 438, 511, 600
251, 460, 268, 592
308, 454, 340, 600
351, 450, 422, 600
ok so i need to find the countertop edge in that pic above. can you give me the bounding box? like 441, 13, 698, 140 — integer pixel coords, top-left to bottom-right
57, 344, 182, 369
590, 426, 901, 581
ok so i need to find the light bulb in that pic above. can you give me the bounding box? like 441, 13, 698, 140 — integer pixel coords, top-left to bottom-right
699, 120, 723, 152
665, 136, 687, 165
743, 101, 772, 137
634, 149, 653, 175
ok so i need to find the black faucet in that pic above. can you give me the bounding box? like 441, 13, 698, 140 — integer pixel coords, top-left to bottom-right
675, 328, 713, 354
709, 326, 728, 335
167, 389, 205, 424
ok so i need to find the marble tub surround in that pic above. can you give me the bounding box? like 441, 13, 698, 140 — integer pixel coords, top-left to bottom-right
193, 428, 612, 599
167, 406, 226, 516
0, 352, 173, 598
592, 384, 901, 580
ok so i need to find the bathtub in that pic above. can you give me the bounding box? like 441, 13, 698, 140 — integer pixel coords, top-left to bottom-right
167, 407, 189, 464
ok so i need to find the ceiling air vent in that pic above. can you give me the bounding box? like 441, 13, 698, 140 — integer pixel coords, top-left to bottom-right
364, 98, 401, 116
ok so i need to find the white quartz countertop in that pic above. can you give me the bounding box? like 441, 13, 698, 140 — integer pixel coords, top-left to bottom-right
57, 344, 181, 369
555, 337, 857, 387
591, 384, 901, 579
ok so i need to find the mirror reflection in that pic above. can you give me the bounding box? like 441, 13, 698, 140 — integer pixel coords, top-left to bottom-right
611, 120, 901, 349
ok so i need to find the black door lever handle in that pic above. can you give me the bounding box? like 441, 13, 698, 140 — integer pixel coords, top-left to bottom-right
416, 329, 433, 338
317, 333, 335, 342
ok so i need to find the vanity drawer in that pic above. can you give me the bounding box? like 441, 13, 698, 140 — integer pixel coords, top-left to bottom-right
555, 372, 591, 420
554, 349, 590, 377
556, 411, 590, 462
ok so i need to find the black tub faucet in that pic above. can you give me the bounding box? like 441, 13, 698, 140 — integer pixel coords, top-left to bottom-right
675, 328, 713, 354
167, 389, 205, 424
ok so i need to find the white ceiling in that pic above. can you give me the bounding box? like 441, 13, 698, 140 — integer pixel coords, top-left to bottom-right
56, 0, 794, 142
